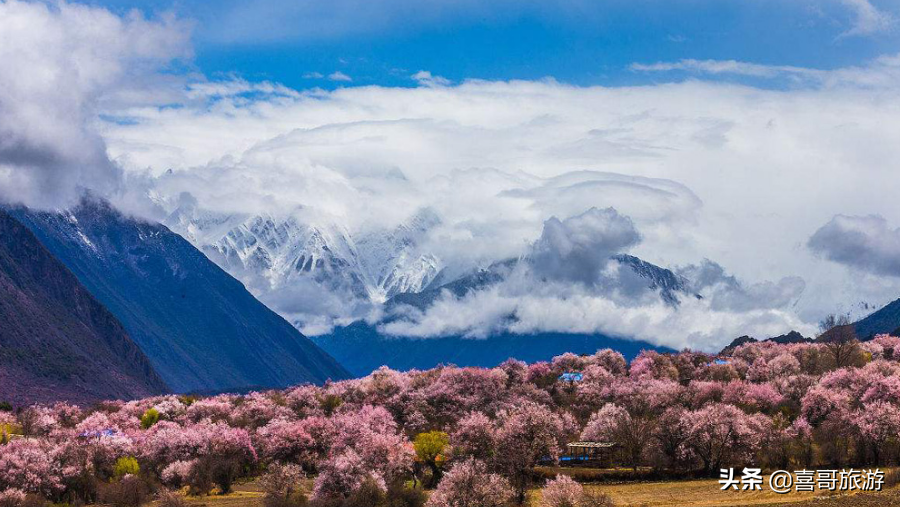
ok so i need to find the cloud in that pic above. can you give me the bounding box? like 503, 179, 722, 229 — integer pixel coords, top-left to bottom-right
7, 0, 900, 349
376, 221, 812, 351
531, 207, 641, 285
678, 260, 806, 312
0, 0, 190, 210
303, 72, 325, 79
631, 53, 900, 89
328, 71, 353, 82
380, 269, 814, 352
500, 171, 703, 225
94, 50, 900, 344
809, 214, 900, 277
412, 71, 451, 87
185, 79, 300, 100
840, 0, 893, 37
631, 59, 822, 80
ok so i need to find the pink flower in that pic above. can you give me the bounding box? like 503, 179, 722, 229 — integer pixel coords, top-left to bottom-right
540, 474, 583, 507
0, 439, 64, 496
426, 458, 513, 507
230, 392, 294, 429
681, 403, 767, 473
160, 459, 197, 487
255, 419, 317, 466
311, 449, 385, 500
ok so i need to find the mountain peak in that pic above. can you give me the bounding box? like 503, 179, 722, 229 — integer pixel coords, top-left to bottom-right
10, 201, 349, 393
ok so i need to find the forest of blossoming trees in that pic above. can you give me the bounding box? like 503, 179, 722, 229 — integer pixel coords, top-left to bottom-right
3, 334, 900, 507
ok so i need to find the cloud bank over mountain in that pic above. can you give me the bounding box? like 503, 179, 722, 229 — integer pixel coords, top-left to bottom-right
531, 208, 641, 285
6, 0, 900, 350
0, 0, 190, 210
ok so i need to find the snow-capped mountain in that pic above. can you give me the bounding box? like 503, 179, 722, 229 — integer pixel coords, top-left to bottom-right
163, 204, 444, 315
612, 254, 692, 306
211, 214, 370, 301
356, 208, 442, 301
164, 202, 697, 335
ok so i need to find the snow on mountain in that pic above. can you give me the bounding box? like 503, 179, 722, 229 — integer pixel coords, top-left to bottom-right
164, 202, 697, 335
612, 254, 692, 306
356, 208, 442, 301
163, 204, 443, 316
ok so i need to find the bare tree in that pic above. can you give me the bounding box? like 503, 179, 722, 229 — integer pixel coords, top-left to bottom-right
818, 313, 863, 368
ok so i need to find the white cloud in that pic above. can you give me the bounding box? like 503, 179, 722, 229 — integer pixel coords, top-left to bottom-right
0, 0, 190, 210
4, 0, 900, 353
380, 273, 815, 351
97, 58, 900, 346
412, 71, 451, 87
185, 79, 300, 100
377, 213, 814, 351
328, 71, 353, 82
631, 53, 900, 89
678, 260, 806, 313
631, 59, 822, 80
3, 1, 892, 348
840, 0, 893, 37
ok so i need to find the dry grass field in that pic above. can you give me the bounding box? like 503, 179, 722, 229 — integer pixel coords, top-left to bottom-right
158, 474, 900, 507
565, 478, 898, 507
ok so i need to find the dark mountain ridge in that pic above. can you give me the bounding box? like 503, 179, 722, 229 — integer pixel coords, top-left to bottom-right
8, 199, 348, 393
854, 298, 900, 339
312, 321, 674, 377
0, 210, 168, 405
720, 330, 813, 355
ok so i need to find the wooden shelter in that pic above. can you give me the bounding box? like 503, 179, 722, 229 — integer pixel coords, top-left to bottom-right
561, 441, 616, 467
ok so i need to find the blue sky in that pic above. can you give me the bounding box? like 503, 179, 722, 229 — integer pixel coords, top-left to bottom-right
89, 0, 900, 89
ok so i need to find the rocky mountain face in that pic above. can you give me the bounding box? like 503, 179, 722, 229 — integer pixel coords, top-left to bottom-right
0, 210, 168, 405
164, 202, 699, 329
164, 205, 443, 320
10, 199, 349, 393
612, 254, 692, 306
355, 208, 442, 300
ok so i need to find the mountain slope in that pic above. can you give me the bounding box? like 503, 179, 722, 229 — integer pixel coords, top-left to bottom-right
9, 200, 349, 393
0, 210, 168, 405
386, 259, 516, 313
854, 298, 900, 339
612, 254, 692, 306
313, 321, 673, 377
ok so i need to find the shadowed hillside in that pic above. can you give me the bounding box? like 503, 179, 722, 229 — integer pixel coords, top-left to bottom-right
8, 200, 349, 393
0, 210, 168, 405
